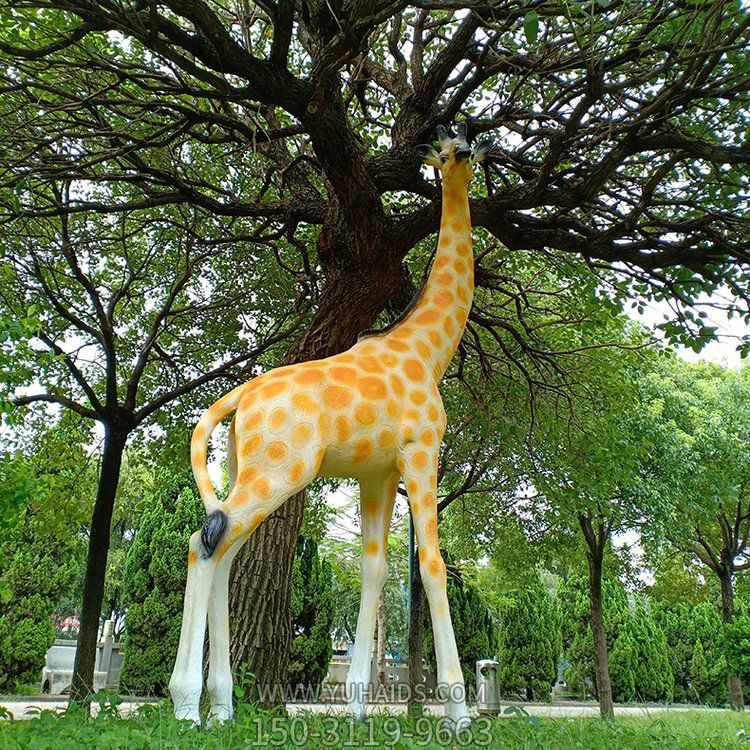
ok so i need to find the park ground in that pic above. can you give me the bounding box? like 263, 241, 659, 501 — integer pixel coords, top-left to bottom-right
1, 702, 749, 749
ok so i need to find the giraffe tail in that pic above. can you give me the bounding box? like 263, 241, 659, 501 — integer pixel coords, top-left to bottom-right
191, 383, 248, 516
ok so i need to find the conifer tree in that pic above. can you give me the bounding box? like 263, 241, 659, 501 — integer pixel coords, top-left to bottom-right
497, 575, 560, 701
119, 467, 203, 694
288, 537, 335, 691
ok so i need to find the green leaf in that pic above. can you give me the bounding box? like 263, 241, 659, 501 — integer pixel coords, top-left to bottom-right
524, 10, 539, 44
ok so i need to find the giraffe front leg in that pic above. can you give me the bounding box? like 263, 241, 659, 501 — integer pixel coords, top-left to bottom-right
400, 446, 470, 733
346, 473, 398, 723
169, 531, 219, 725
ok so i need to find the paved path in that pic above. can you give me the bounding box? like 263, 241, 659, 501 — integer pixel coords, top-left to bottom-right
0, 697, 727, 722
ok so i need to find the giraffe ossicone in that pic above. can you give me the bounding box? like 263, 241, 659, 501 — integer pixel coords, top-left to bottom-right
169, 124, 493, 732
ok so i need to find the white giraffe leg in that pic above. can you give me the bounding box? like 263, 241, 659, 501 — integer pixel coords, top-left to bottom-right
206, 534, 248, 725
400, 446, 470, 731
346, 472, 398, 722
169, 531, 219, 724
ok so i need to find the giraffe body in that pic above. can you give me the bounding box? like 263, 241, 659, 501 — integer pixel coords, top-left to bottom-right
169, 125, 491, 730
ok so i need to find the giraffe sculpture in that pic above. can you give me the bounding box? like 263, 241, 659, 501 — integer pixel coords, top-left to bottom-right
169, 123, 492, 729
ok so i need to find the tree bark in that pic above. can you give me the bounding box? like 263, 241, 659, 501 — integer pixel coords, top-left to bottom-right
377, 589, 388, 690
407, 519, 425, 718
69, 425, 128, 705
586, 547, 614, 721
228, 262, 402, 705
720, 571, 745, 710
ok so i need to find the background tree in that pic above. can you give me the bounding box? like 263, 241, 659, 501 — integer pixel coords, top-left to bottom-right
639, 362, 750, 709
2, 0, 750, 699
496, 572, 561, 701
0, 190, 299, 701
288, 537, 336, 692
0, 417, 91, 692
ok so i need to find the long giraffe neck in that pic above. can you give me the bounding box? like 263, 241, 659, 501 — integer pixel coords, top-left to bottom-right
385, 176, 473, 381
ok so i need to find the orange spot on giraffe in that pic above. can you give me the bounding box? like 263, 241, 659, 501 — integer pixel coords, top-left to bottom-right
389, 374, 405, 397
387, 400, 399, 418
337, 353, 356, 363
387, 339, 409, 352
359, 356, 385, 374
359, 343, 378, 355
253, 477, 271, 499
451, 218, 464, 232
355, 402, 378, 426
428, 557, 444, 578
428, 330, 442, 347
358, 376, 387, 400
364, 540, 379, 556
424, 518, 438, 543
416, 341, 431, 360
427, 404, 440, 421
294, 369, 325, 385
454, 259, 467, 275
323, 385, 353, 409
242, 435, 262, 458
292, 423, 313, 447
407, 479, 419, 495
404, 359, 426, 382
239, 465, 258, 484
413, 451, 429, 471
456, 242, 470, 257
410, 390, 427, 406
443, 317, 456, 336
335, 415, 352, 442
292, 392, 318, 414
362, 497, 378, 517
382, 354, 398, 367
435, 290, 454, 306
378, 429, 395, 448
243, 409, 264, 431
260, 380, 287, 398
396, 457, 407, 474
250, 511, 267, 529
354, 437, 372, 461
188, 550, 198, 566
233, 489, 249, 506
289, 460, 306, 484
423, 492, 436, 509
416, 308, 440, 325
269, 407, 288, 430
318, 414, 331, 439
331, 365, 358, 384
191, 448, 206, 468
419, 548, 427, 563
267, 441, 288, 462
436, 271, 453, 286
457, 286, 469, 304
421, 429, 435, 446
393, 325, 414, 340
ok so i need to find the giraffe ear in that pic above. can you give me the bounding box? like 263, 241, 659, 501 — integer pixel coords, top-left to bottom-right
416, 144, 442, 169
472, 139, 494, 163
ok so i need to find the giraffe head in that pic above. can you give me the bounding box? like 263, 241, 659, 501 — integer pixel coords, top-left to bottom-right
416, 123, 493, 186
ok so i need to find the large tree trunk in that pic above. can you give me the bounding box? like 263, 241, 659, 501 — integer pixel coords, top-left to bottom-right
407, 517, 425, 718
377, 590, 388, 690
228, 263, 402, 704
586, 547, 614, 721
69, 425, 128, 705
720, 571, 745, 710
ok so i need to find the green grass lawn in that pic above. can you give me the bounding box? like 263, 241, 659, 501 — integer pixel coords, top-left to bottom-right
1, 704, 749, 749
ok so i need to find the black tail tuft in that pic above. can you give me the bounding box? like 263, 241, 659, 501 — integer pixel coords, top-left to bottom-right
201, 509, 228, 558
